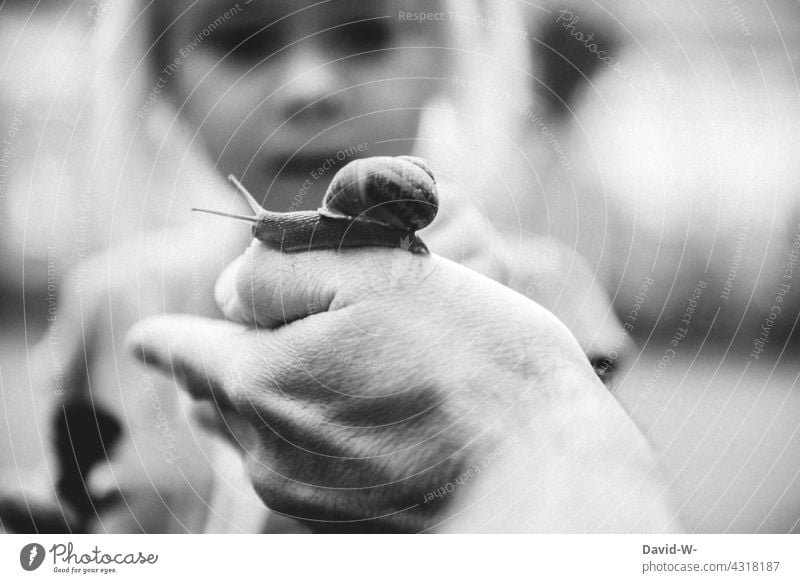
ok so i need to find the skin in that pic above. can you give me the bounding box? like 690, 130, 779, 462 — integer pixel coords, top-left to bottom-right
128, 241, 679, 532
164, 0, 448, 210
0, 0, 634, 533
0, 181, 634, 534
423, 181, 627, 377
0, 213, 250, 534
1, 0, 450, 533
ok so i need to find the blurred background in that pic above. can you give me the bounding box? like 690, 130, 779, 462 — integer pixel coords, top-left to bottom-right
0, 0, 798, 532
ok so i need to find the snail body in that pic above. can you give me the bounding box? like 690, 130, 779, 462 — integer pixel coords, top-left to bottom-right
250, 210, 430, 254
194, 156, 438, 255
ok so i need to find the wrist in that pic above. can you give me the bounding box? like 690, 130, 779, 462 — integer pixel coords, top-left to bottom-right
437, 367, 681, 533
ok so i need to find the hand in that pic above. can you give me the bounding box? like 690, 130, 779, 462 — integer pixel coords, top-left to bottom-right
0, 218, 251, 534
129, 240, 676, 532
423, 182, 628, 380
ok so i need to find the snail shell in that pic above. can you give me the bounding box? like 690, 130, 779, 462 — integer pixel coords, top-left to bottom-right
193, 156, 439, 254
320, 156, 438, 232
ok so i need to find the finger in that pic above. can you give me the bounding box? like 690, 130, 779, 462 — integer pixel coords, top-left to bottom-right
0, 470, 79, 533
191, 400, 259, 453
426, 201, 493, 267
0, 495, 78, 534
214, 255, 249, 324
217, 241, 341, 328
215, 239, 429, 328
126, 314, 249, 409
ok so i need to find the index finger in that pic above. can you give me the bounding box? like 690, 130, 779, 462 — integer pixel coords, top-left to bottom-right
214, 240, 434, 328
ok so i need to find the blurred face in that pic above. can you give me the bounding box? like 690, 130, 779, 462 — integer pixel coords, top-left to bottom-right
164, 0, 447, 210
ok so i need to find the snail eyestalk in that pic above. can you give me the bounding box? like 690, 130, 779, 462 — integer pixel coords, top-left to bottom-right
191, 174, 265, 224
227, 174, 264, 214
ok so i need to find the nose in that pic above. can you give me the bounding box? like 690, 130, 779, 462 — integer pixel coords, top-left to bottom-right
276, 47, 345, 124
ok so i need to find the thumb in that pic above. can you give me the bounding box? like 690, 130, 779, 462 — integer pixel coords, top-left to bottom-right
126, 314, 249, 409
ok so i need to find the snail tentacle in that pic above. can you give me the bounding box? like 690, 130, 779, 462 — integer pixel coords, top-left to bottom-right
227, 174, 265, 214
191, 208, 259, 223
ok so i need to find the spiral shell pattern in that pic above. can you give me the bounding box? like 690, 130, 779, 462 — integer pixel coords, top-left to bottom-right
322, 156, 438, 232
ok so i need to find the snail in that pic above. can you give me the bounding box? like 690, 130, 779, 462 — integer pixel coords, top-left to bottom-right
193, 156, 438, 254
